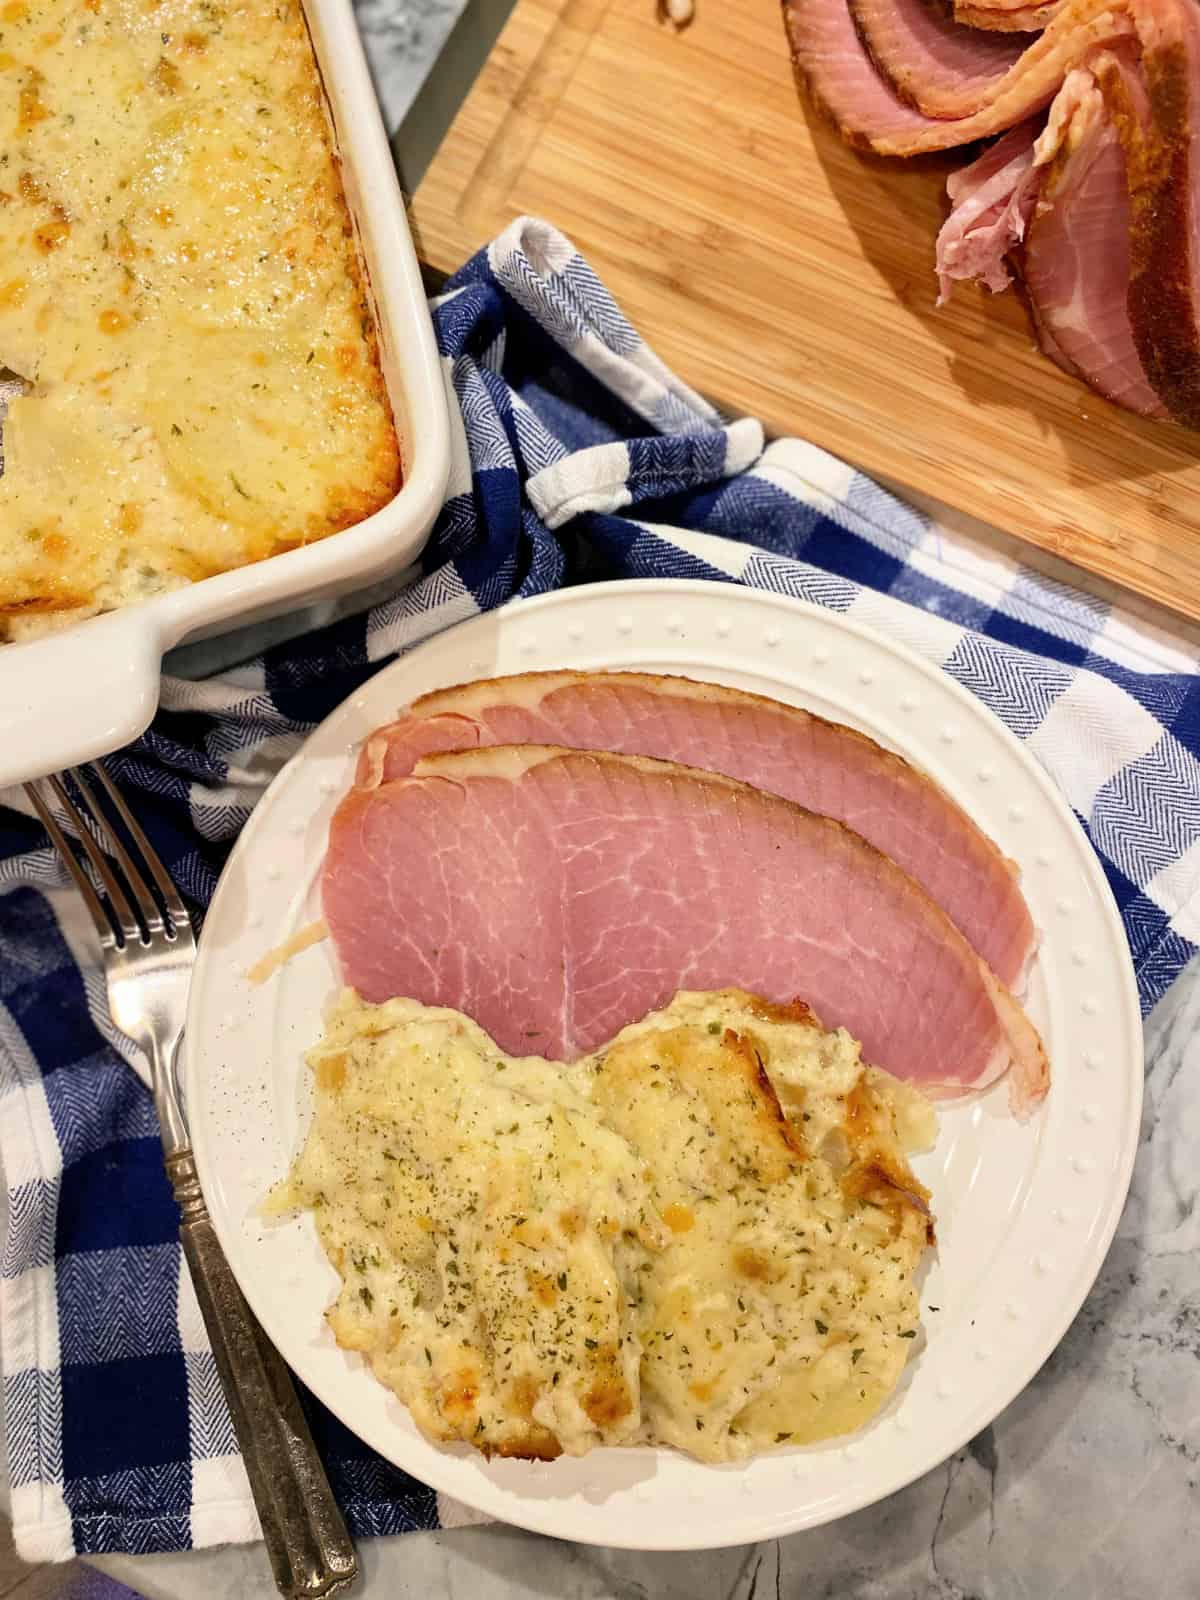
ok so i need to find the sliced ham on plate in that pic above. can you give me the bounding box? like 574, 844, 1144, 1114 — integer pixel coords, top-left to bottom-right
355, 670, 1037, 993
324, 745, 1048, 1117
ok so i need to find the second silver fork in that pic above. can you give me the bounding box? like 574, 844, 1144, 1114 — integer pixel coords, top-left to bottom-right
26, 763, 358, 1600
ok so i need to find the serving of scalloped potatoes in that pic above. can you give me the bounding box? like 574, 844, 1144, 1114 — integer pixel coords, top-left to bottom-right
0, 0, 399, 640
270, 988, 936, 1463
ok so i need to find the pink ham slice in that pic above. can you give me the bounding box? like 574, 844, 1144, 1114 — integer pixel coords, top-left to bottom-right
355, 671, 1037, 993
936, 122, 1042, 296
782, 0, 1132, 155
935, 58, 1166, 416
1024, 56, 1166, 415
324, 746, 1048, 1115
849, 0, 1030, 118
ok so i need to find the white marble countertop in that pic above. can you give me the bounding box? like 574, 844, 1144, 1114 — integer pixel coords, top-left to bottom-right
354, 0, 471, 136
79, 2, 1200, 1594
88, 953, 1200, 1598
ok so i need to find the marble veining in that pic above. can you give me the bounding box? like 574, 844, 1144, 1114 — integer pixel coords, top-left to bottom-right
90, 957, 1200, 1597
352, 0, 471, 134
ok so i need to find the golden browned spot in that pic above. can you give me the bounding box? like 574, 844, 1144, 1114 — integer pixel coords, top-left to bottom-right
414, 1213, 433, 1233
150, 204, 174, 227
118, 503, 142, 535
440, 1371, 479, 1423
740, 994, 818, 1030
98, 308, 129, 334
843, 1159, 934, 1241
510, 1374, 538, 1419
526, 1270, 558, 1309
314, 1051, 347, 1093
18, 82, 50, 132
3, 2, 29, 21
840, 1080, 934, 1238
0, 52, 15, 69
0, 590, 89, 617
558, 1207, 584, 1240
336, 343, 358, 374
113, 224, 136, 262
17, 172, 45, 205
583, 1377, 632, 1428
82, 0, 101, 12
734, 1246, 774, 1282
41, 530, 68, 561
0, 277, 28, 308
688, 1378, 715, 1403
178, 239, 198, 263
489, 1427, 562, 1462
38, 30, 61, 48
842, 1080, 874, 1147
150, 58, 182, 94
33, 218, 69, 252
661, 1202, 694, 1234
181, 31, 207, 53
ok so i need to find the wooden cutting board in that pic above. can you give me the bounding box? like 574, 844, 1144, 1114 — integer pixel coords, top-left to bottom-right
410, 0, 1200, 621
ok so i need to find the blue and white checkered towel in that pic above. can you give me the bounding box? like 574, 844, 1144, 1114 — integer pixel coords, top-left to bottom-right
1, 216, 1197, 1561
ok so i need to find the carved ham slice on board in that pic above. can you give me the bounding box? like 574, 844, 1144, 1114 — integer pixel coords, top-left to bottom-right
356, 670, 1037, 991
784, 0, 1132, 155
324, 745, 1048, 1117
783, 0, 1200, 423
847, 0, 1030, 118
938, 59, 1166, 416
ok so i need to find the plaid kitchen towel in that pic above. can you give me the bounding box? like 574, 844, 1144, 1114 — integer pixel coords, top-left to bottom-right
0, 215, 1197, 1560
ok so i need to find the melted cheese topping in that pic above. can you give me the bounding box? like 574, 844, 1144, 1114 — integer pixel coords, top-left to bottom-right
0, 0, 400, 639
272, 989, 936, 1464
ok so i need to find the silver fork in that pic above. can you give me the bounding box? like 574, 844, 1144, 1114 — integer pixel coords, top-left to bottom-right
26, 763, 359, 1600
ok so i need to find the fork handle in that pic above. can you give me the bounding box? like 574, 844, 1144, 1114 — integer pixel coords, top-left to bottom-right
165, 1148, 359, 1599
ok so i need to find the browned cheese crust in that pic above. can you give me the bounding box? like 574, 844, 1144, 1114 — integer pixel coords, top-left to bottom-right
0, 0, 401, 638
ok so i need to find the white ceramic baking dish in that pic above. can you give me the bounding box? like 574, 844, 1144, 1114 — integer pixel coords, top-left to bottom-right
0, 0, 450, 789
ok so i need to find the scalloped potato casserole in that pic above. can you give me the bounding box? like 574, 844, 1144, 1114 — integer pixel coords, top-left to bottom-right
271, 988, 937, 1463
0, 0, 400, 640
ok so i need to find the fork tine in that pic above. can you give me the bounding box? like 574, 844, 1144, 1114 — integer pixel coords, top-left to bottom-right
24, 781, 119, 951
47, 773, 146, 944
70, 766, 172, 940
89, 761, 192, 937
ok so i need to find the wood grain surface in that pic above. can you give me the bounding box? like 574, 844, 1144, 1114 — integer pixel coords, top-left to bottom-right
409, 0, 1200, 620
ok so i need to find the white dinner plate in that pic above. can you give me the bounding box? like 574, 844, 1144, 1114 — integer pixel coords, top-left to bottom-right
186, 579, 1142, 1550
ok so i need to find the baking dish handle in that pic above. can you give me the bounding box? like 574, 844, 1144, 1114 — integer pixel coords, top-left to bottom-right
0, 612, 163, 788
